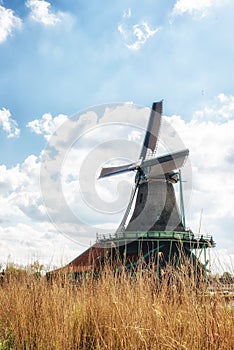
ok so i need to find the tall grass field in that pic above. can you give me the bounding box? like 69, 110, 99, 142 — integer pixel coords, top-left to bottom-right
0, 264, 233, 349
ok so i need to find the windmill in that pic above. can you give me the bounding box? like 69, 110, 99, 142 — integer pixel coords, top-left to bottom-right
96, 101, 215, 275
56, 101, 215, 277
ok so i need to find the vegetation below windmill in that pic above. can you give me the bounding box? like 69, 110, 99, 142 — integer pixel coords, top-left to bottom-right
0, 263, 234, 350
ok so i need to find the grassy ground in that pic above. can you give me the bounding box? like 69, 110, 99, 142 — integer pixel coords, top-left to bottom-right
0, 265, 233, 350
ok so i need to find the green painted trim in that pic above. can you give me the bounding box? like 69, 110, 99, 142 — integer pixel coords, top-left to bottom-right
123, 244, 164, 270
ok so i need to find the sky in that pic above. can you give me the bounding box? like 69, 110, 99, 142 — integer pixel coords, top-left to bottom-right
0, 0, 234, 272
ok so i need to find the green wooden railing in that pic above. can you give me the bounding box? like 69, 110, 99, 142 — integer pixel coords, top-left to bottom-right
96, 231, 215, 247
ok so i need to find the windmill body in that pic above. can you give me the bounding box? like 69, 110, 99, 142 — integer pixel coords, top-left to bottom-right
125, 181, 185, 233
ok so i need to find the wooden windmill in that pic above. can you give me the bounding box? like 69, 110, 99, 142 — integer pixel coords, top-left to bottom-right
58, 102, 215, 277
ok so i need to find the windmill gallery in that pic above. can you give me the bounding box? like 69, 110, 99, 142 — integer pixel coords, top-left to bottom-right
52, 101, 215, 277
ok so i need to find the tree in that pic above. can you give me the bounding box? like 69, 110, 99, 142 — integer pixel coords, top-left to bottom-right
221, 271, 233, 283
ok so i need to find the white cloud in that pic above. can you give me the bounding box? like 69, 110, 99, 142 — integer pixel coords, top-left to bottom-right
27, 113, 68, 140
193, 93, 234, 121
118, 10, 160, 50
118, 21, 160, 50
0, 220, 78, 269
0, 108, 20, 138
0, 5, 22, 43
129, 22, 160, 50
0, 150, 81, 267
0, 155, 41, 213
165, 95, 234, 252
123, 8, 131, 19
172, 0, 224, 18
26, 0, 65, 26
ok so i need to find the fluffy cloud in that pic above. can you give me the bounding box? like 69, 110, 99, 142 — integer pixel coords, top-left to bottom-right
27, 113, 68, 140
165, 95, 234, 251
123, 8, 131, 19
0, 108, 20, 138
118, 10, 160, 50
26, 0, 65, 26
0, 5, 22, 43
0, 152, 76, 267
0, 220, 79, 269
0, 156, 81, 267
193, 93, 234, 121
0, 155, 42, 216
172, 0, 224, 17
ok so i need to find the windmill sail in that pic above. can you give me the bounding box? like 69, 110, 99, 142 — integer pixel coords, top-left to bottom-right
116, 181, 139, 233
143, 149, 189, 178
99, 162, 136, 179
139, 101, 162, 161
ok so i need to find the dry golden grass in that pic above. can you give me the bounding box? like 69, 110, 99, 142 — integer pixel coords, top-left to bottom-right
0, 265, 233, 350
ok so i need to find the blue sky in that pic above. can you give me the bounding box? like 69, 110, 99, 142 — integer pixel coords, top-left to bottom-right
0, 0, 234, 271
